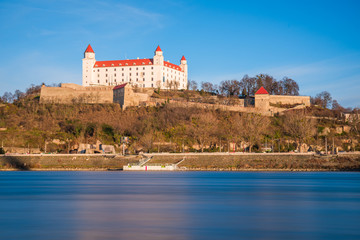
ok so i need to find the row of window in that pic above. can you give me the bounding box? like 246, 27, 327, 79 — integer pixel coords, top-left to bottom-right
94, 67, 154, 72
97, 72, 152, 77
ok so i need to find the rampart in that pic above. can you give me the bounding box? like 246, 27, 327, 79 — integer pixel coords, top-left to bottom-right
40, 83, 114, 104
269, 95, 310, 107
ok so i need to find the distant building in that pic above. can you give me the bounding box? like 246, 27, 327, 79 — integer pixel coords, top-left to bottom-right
82, 45, 188, 90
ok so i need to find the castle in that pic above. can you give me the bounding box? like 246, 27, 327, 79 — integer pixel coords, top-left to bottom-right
82, 45, 188, 90
40, 43, 310, 115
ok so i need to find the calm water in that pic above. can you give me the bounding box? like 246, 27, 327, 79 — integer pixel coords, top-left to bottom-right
0, 171, 360, 240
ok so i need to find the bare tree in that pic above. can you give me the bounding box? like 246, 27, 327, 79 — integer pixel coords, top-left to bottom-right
201, 82, 215, 93
1, 92, 14, 103
191, 112, 218, 152
239, 113, 270, 152
219, 79, 242, 97
255, 74, 277, 94
280, 77, 299, 96
240, 75, 257, 96
188, 80, 198, 91
282, 110, 316, 152
311, 91, 332, 108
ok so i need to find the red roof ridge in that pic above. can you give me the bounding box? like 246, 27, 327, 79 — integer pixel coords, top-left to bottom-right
255, 86, 269, 94
155, 45, 162, 52
181, 55, 186, 61
85, 44, 94, 53
113, 83, 127, 90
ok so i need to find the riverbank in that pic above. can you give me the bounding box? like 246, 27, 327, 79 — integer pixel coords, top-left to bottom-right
0, 152, 360, 171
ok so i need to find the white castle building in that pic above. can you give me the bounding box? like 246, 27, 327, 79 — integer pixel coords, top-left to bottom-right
82, 45, 188, 90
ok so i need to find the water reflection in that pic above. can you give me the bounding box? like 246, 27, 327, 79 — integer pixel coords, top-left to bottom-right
0, 172, 360, 240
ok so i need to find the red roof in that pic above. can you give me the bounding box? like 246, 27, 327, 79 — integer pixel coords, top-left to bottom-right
255, 86, 269, 94
85, 44, 94, 53
94, 59, 154, 68
155, 45, 162, 52
181, 55, 186, 61
113, 83, 127, 90
94, 58, 183, 71
163, 61, 182, 71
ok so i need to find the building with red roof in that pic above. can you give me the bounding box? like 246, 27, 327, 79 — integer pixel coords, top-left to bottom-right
82, 45, 187, 90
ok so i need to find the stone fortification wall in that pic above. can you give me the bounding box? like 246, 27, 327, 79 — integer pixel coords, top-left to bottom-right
269, 95, 310, 107
40, 84, 114, 104
123, 87, 153, 108
255, 94, 311, 114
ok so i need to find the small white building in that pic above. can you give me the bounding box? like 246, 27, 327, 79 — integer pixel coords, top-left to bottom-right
82, 45, 188, 90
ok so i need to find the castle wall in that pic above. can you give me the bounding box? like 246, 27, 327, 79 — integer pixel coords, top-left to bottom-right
40, 84, 114, 104
269, 95, 310, 107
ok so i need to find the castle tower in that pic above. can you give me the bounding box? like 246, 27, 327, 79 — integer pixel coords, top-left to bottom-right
153, 45, 164, 87
153, 45, 164, 65
82, 44, 96, 86
255, 86, 270, 111
180, 55, 188, 88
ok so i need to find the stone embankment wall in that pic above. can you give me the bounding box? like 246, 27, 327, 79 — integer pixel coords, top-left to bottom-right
1, 153, 360, 171
0, 154, 141, 170
146, 153, 360, 171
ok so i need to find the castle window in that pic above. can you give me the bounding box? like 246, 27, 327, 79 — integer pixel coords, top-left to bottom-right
143, 84, 145, 88
111, 64, 114, 66
151, 78, 153, 81
133, 63, 136, 65
93, 70, 95, 72
136, 78, 138, 81
151, 84, 153, 87
143, 72, 145, 76
97, 69, 99, 72
136, 73, 138, 76
106, 69, 108, 71
122, 73, 124, 76
151, 67, 153, 70
136, 68, 138, 70
142, 62, 145, 65
114, 74, 116, 77
106, 80, 108, 83
125, 63, 128, 65
98, 80, 100, 83
129, 68, 131, 70
143, 67, 145, 70
119, 64, 122, 66
114, 68, 116, 71
102, 64, 105, 67
143, 78, 145, 81
129, 73, 131, 76
115, 79, 116, 82
122, 68, 124, 71
98, 74, 99, 77
106, 74, 108, 77
95, 64, 98, 67
130, 78, 132, 82
151, 72, 154, 75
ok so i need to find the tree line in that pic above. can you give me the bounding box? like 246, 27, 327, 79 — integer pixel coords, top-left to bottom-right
188, 74, 300, 97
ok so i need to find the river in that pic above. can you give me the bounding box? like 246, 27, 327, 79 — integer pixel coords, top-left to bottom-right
0, 171, 359, 240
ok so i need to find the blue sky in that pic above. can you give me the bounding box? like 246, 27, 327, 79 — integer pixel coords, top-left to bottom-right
0, 0, 359, 107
